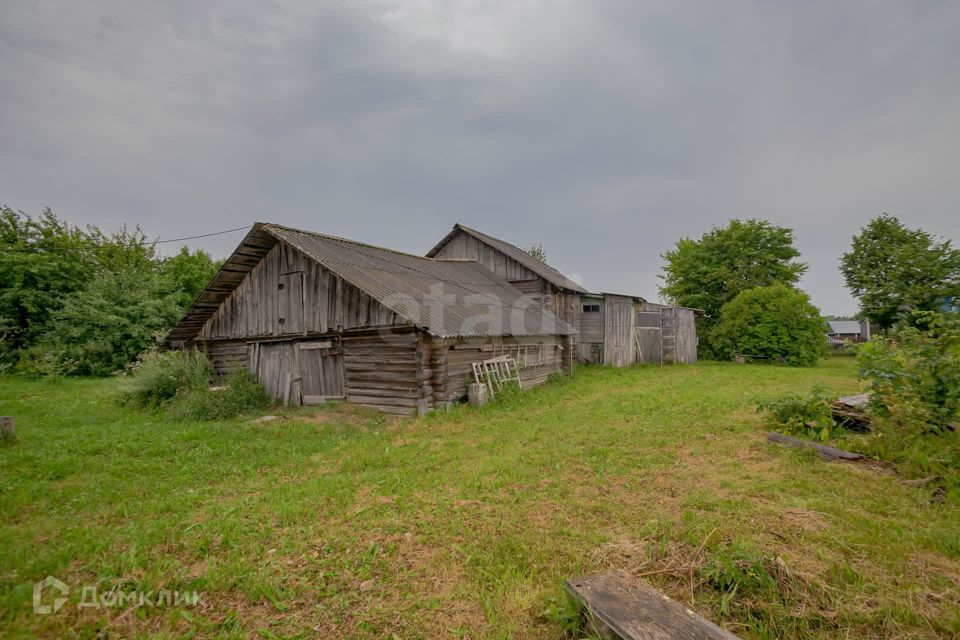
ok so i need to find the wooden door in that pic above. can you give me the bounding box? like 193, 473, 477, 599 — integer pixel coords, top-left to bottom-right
297, 340, 344, 405
252, 341, 300, 404
603, 297, 636, 367
278, 272, 304, 334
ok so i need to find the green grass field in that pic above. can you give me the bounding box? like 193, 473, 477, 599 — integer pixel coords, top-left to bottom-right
2, 360, 959, 638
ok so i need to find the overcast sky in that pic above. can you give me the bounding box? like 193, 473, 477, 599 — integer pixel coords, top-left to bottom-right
2, 1, 958, 314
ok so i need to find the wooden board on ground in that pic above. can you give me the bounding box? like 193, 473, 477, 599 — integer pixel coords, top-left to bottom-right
766, 431, 864, 461
565, 569, 740, 640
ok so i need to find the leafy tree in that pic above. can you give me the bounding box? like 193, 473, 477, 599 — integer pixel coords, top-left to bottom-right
710, 284, 826, 366
159, 246, 222, 308
0, 207, 99, 362
659, 219, 807, 356
840, 214, 960, 330
2, 205, 224, 374
525, 243, 548, 263
30, 267, 183, 376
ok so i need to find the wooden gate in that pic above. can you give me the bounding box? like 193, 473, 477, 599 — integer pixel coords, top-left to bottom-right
603, 296, 636, 367
297, 340, 344, 405
250, 338, 343, 405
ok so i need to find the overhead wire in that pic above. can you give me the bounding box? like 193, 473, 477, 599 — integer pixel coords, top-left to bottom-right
0, 225, 249, 253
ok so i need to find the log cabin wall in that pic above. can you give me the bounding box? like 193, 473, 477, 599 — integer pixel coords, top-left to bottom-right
203, 328, 425, 414
429, 334, 565, 404
342, 329, 425, 415
199, 242, 406, 341
206, 341, 250, 377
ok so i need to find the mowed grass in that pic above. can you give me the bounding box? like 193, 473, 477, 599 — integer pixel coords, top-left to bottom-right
1, 359, 959, 639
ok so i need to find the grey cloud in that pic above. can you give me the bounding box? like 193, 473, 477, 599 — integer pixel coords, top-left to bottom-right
2, 0, 958, 315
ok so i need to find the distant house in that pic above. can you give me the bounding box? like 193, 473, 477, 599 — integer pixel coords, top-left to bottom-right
427, 224, 698, 365
165, 223, 575, 414
826, 320, 871, 344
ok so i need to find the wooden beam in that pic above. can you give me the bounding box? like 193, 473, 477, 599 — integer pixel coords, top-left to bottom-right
566, 570, 739, 640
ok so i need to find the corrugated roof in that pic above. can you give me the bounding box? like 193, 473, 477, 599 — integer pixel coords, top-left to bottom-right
165, 223, 574, 345
827, 320, 862, 335
426, 224, 588, 294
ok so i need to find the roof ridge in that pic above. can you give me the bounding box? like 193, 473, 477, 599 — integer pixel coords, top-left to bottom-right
437, 223, 588, 293
260, 222, 434, 262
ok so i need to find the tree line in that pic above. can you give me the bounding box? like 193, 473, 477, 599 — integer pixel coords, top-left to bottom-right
0, 207, 221, 375
659, 215, 960, 364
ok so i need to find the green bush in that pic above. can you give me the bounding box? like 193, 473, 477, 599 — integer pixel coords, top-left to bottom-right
165, 370, 270, 421
37, 268, 183, 376
850, 311, 960, 501
757, 385, 837, 441
119, 349, 212, 408
858, 311, 960, 430
15, 345, 79, 380
710, 284, 826, 366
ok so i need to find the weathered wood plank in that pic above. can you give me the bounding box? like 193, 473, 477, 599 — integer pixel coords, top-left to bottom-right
566, 570, 739, 640
767, 431, 864, 461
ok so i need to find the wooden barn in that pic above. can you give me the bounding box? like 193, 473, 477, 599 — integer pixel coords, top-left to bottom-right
427, 224, 698, 366
427, 223, 587, 343
164, 223, 575, 414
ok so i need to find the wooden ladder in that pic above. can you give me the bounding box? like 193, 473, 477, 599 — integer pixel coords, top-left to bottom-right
471, 355, 522, 398
660, 306, 677, 364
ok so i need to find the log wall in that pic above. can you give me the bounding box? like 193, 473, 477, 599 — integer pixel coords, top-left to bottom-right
343, 330, 424, 415
429, 334, 565, 403
207, 342, 250, 377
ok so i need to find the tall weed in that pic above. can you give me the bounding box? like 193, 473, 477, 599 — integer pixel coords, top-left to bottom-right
165, 370, 270, 421
119, 349, 212, 408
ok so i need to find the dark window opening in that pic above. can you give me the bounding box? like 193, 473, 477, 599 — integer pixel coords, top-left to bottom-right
582, 304, 601, 313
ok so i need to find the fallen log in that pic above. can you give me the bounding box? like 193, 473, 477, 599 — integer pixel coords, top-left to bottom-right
767, 431, 864, 461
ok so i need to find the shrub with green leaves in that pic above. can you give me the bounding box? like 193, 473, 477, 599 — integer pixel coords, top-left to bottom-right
119, 349, 212, 409
165, 370, 270, 421
858, 311, 960, 430
849, 311, 960, 501
710, 284, 826, 366
757, 385, 837, 441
